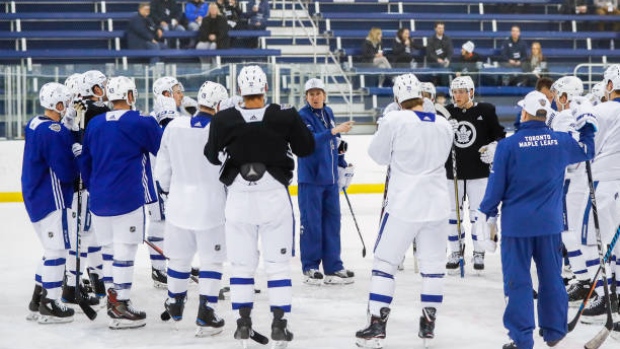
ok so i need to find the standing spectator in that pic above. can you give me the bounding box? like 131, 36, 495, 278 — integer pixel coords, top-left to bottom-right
297, 78, 355, 286
361, 27, 391, 69
196, 2, 230, 64
155, 81, 229, 336
444, 76, 506, 273
246, 0, 270, 30
593, 0, 620, 31
521, 42, 547, 87
185, 0, 208, 32
500, 26, 528, 67
204, 65, 315, 348
426, 22, 453, 68
478, 90, 596, 349
126, 3, 166, 63
355, 74, 453, 348
453, 41, 483, 76
391, 28, 422, 68
22, 82, 78, 324
150, 0, 186, 32
80, 76, 163, 329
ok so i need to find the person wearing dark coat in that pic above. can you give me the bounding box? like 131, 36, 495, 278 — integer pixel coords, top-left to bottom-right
196, 2, 230, 64
126, 3, 166, 63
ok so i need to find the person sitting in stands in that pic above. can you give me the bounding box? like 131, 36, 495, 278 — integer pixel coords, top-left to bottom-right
185, 0, 208, 31
453, 41, 483, 77
361, 27, 392, 69
196, 2, 230, 64
127, 3, 167, 63
391, 28, 422, 68
500, 26, 528, 68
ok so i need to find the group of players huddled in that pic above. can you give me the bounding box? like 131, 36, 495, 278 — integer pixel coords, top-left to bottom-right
20, 63, 620, 349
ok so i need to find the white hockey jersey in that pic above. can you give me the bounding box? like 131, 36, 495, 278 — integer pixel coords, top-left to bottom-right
155, 113, 227, 230
368, 109, 453, 222
592, 99, 620, 181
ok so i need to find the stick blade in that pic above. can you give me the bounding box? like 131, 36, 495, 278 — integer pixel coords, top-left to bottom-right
362, 248, 366, 258
584, 327, 610, 349
78, 301, 97, 320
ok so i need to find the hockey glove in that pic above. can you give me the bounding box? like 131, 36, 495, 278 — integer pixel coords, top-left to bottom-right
448, 119, 459, 133
574, 113, 598, 133
338, 138, 348, 154
479, 141, 497, 164
475, 210, 498, 253
153, 95, 178, 125
71, 143, 82, 158
62, 107, 80, 132
337, 164, 355, 191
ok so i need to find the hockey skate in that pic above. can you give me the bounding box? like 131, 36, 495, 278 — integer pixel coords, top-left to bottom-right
27, 284, 42, 321
195, 295, 225, 337
234, 307, 254, 348
38, 289, 75, 324
324, 269, 355, 285
62, 279, 101, 309
88, 270, 106, 298
418, 307, 436, 348
162, 294, 186, 322
355, 307, 390, 349
271, 308, 293, 349
446, 251, 463, 275
566, 279, 594, 307
502, 341, 522, 349
472, 251, 485, 274
107, 289, 146, 329
580, 293, 619, 325
151, 267, 167, 289
303, 269, 324, 286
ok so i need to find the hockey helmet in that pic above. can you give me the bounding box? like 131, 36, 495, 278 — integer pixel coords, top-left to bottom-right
421, 82, 436, 101
79, 70, 107, 98
153, 76, 183, 97
590, 81, 606, 101
603, 64, 620, 92
450, 76, 475, 96
551, 76, 583, 103
392, 73, 422, 104
64, 73, 83, 97
237, 65, 268, 96
197, 81, 229, 110
39, 82, 72, 115
106, 76, 138, 105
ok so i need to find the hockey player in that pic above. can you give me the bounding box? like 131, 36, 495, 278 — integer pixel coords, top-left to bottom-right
479, 90, 596, 349
204, 65, 315, 347
62, 70, 109, 305
421, 82, 450, 117
80, 76, 163, 329
445, 76, 506, 272
586, 80, 607, 106
356, 74, 453, 348
22, 82, 79, 324
297, 77, 355, 285
579, 64, 620, 324
155, 81, 229, 336
145, 75, 186, 288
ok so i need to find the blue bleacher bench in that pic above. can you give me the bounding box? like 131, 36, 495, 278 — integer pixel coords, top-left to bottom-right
0, 30, 271, 40
327, 30, 620, 41
319, 12, 620, 22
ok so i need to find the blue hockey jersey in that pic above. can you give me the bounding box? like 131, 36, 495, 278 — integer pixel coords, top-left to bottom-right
479, 121, 595, 237
297, 103, 347, 185
21, 116, 79, 222
80, 109, 162, 216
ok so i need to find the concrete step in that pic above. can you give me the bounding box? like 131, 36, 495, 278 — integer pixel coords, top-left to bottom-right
267, 44, 330, 56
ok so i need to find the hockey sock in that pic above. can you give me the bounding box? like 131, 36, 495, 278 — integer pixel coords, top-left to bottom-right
230, 274, 256, 313
420, 264, 445, 310
167, 258, 192, 298
265, 262, 292, 315
112, 242, 138, 300
197, 263, 223, 308
368, 260, 396, 316
562, 230, 590, 281
101, 244, 114, 291
447, 219, 464, 254
86, 232, 103, 278
147, 220, 166, 271
42, 249, 67, 299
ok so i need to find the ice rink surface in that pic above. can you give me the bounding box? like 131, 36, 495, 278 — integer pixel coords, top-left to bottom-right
0, 195, 617, 349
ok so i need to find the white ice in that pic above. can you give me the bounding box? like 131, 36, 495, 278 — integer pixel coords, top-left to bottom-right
0, 196, 616, 349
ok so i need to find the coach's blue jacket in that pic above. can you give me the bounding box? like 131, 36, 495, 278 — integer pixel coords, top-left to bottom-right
297, 103, 347, 185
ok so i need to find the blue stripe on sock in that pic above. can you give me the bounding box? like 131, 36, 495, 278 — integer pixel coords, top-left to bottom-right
114, 282, 132, 290
206, 296, 219, 304
270, 305, 291, 313
168, 269, 190, 279
230, 277, 254, 285
102, 254, 113, 261
421, 273, 445, 278
472, 234, 478, 241
448, 235, 459, 242
35, 274, 42, 283
567, 250, 583, 258
167, 290, 187, 298
371, 269, 393, 279
113, 260, 134, 267
88, 246, 101, 253
268, 279, 292, 288
200, 271, 222, 280
232, 302, 254, 310
43, 258, 66, 266
573, 269, 588, 275
586, 259, 600, 267
421, 294, 443, 303
147, 236, 164, 242
369, 293, 393, 304
42, 281, 63, 289
149, 254, 166, 261
102, 276, 113, 283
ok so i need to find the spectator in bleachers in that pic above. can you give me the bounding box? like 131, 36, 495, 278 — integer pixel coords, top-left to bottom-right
453, 41, 483, 77
150, 0, 187, 32
196, 2, 230, 64
520, 41, 548, 86
390, 28, 422, 68
425, 22, 453, 68
560, 0, 591, 14
246, 0, 270, 30
593, 0, 620, 32
223, 0, 244, 30
185, 0, 208, 31
127, 2, 167, 63
500, 26, 528, 68
361, 27, 392, 69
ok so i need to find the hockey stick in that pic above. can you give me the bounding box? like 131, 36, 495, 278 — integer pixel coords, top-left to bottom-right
568, 226, 620, 332
74, 105, 97, 321
451, 144, 465, 278
583, 161, 614, 349
343, 188, 366, 257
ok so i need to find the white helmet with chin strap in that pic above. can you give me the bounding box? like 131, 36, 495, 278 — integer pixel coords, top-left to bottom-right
197, 81, 229, 110
551, 76, 583, 107
106, 76, 138, 105
64, 73, 83, 97
153, 76, 183, 97
237, 65, 268, 96
590, 81, 606, 101
450, 76, 475, 105
421, 82, 436, 101
79, 70, 107, 98
603, 64, 620, 94
39, 82, 72, 115
392, 73, 422, 105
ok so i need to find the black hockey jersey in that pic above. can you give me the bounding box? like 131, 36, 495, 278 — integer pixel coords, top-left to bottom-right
204, 104, 315, 186
445, 102, 505, 179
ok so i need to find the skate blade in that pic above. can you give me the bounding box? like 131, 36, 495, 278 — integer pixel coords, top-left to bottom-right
108, 318, 147, 329
446, 268, 460, 276
423, 338, 432, 349
238, 339, 249, 349
473, 269, 484, 276
195, 326, 224, 337
303, 277, 323, 286
152, 281, 167, 289
37, 314, 74, 324
26, 311, 39, 322
272, 340, 289, 349
323, 276, 354, 285
355, 337, 384, 349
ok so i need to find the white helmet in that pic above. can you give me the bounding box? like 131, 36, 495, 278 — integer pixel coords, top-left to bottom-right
106, 76, 138, 105
421, 82, 436, 101
450, 76, 475, 95
153, 76, 183, 97
39, 82, 72, 115
79, 70, 107, 97
551, 76, 583, 103
304, 78, 325, 93
603, 64, 620, 92
237, 65, 268, 96
392, 73, 422, 104
590, 81, 606, 101
64, 73, 82, 97
197, 81, 228, 109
